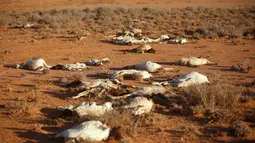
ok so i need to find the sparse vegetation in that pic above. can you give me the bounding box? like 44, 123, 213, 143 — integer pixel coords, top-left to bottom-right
181, 83, 242, 122
0, 6, 255, 39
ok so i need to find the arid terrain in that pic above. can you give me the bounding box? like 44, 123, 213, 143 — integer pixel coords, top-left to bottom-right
0, 0, 255, 143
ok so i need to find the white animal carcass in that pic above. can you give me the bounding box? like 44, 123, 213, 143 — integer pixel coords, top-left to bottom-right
62, 63, 87, 71
178, 57, 214, 66
86, 58, 110, 66
73, 79, 119, 99
112, 33, 171, 45
111, 86, 166, 99
21, 58, 51, 71
60, 102, 113, 117
110, 69, 152, 80
168, 38, 188, 44
55, 120, 110, 141
171, 72, 210, 87
135, 61, 162, 72
122, 97, 154, 115
51, 63, 87, 71
77, 79, 119, 90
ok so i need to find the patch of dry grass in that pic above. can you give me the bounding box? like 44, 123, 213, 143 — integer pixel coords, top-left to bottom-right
181, 82, 242, 122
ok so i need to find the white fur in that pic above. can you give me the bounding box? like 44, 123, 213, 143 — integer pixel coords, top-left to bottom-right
135, 61, 162, 72
61, 102, 113, 117
122, 97, 153, 115
111, 69, 152, 80
62, 63, 87, 71
55, 120, 110, 141
179, 57, 214, 66
168, 38, 188, 44
22, 58, 51, 71
112, 86, 166, 99
171, 72, 210, 87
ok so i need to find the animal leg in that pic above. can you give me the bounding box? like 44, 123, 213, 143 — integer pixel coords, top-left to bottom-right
72, 88, 97, 99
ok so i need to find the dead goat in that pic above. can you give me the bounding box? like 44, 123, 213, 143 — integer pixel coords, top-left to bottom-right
124, 61, 163, 73
121, 97, 154, 115
85, 58, 110, 66
110, 86, 166, 99
154, 72, 210, 87
58, 102, 113, 117
110, 69, 153, 81
72, 79, 120, 99
4, 58, 51, 71
168, 38, 188, 44
54, 120, 110, 142
51, 63, 87, 71
178, 57, 215, 67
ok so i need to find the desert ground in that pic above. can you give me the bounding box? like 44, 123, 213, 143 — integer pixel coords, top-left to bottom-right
0, 0, 255, 143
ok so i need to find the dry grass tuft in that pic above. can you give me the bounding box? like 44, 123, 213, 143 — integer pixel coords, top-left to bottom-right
181, 82, 242, 122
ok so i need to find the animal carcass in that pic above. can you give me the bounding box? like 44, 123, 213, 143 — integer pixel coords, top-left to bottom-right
111, 86, 166, 99
178, 57, 215, 67
51, 63, 87, 71
72, 79, 120, 99
168, 38, 188, 44
85, 58, 110, 66
135, 61, 162, 72
55, 120, 110, 142
110, 69, 152, 81
121, 97, 154, 115
171, 72, 210, 87
59, 102, 113, 117
4, 58, 52, 71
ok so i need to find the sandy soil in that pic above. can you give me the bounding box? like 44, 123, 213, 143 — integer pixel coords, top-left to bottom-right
0, 1, 255, 143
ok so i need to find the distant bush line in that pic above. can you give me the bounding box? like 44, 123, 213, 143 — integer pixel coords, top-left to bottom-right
0, 6, 255, 39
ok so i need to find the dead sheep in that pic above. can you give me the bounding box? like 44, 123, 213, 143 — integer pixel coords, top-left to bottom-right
4, 58, 51, 71
121, 97, 154, 115
170, 72, 210, 87
111, 86, 166, 99
178, 57, 215, 67
168, 38, 188, 44
110, 69, 152, 81
124, 61, 162, 72
85, 58, 110, 66
58, 102, 113, 117
54, 120, 110, 142
154, 72, 210, 87
51, 63, 87, 71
